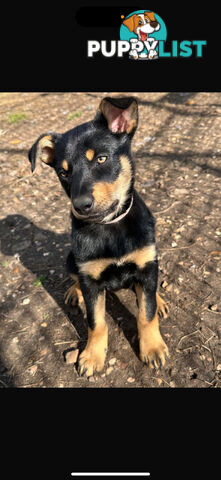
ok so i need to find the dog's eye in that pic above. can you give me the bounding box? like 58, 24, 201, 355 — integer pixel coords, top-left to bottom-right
97, 156, 108, 164
138, 20, 143, 25
59, 169, 68, 178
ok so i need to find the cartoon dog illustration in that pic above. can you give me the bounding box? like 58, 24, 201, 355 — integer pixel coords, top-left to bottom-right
123, 11, 160, 60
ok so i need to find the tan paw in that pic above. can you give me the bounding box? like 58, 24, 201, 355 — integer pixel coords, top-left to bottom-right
139, 328, 169, 369
78, 346, 106, 377
156, 292, 169, 319
64, 284, 78, 306
64, 281, 84, 309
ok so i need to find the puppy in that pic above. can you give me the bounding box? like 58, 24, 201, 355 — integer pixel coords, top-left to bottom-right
29, 96, 169, 378
123, 11, 160, 60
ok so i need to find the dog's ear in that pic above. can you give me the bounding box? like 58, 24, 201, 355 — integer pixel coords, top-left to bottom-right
123, 14, 136, 32
28, 132, 60, 172
144, 11, 156, 22
97, 97, 138, 137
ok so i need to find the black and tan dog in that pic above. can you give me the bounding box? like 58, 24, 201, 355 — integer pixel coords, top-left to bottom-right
29, 96, 169, 377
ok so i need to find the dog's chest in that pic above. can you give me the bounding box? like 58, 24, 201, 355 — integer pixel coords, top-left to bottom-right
77, 243, 156, 289
95, 261, 138, 290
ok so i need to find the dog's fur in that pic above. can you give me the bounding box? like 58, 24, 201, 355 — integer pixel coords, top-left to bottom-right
29, 96, 169, 377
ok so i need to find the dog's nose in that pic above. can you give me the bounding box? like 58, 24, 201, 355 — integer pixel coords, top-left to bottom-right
150, 21, 158, 28
72, 195, 94, 215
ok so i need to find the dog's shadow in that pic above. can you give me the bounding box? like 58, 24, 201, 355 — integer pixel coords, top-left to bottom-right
0, 214, 139, 359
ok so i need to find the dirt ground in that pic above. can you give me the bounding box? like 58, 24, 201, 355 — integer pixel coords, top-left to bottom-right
0, 91, 221, 388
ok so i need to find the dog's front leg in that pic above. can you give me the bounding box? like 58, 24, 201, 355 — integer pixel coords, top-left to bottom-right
78, 280, 108, 377
135, 262, 169, 369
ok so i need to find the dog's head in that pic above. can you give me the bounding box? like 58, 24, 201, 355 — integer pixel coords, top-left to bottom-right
29, 97, 138, 224
123, 11, 160, 42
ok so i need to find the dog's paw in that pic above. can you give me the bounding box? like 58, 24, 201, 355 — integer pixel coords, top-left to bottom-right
156, 292, 169, 319
129, 49, 139, 60
139, 327, 169, 369
64, 284, 78, 306
148, 49, 158, 59
78, 345, 107, 377
64, 282, 85, 314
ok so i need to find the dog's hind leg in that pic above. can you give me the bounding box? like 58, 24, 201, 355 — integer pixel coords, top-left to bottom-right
64, 275, 84, 308
65, 251, 85, 312
156, 292, 169, 319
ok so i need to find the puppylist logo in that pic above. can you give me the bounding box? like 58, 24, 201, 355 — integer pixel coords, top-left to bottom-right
88, 9, 207, 60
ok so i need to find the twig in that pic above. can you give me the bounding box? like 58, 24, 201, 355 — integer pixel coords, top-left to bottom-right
177, 329, 202, 348
197, 378, 215, 387
54, 340, 76, 345
204, 334, 216, 344
159, 242, 196, 252
208, 342, 217, 370
151, 376, 171, 387
0, 379, 8, 387
154, 201, 181, 215
201, 344, 212, 353
15, 383, 40, 388
207, 308, 221, 315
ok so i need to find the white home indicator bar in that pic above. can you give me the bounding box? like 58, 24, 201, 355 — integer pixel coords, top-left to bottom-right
71, 474, 150, 477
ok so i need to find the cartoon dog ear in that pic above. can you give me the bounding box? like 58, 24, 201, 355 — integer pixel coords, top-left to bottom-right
122, 14, 136, 32
28, 132, 60, 172
144, 11, 156, 22
97, 97, 138, 136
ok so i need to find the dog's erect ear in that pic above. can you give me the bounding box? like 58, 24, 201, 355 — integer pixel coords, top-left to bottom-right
97, 97, 138, 136
28, 132, 59, 172
123, 14, 136, 32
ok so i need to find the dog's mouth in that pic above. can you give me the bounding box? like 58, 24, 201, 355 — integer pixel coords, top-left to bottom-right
71, 200, 119, 223
140, 31, 148, 42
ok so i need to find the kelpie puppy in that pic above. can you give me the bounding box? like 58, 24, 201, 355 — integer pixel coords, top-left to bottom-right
29, 96, 169, 377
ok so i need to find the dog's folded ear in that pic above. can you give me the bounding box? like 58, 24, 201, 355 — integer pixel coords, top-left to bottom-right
28, 132, 60, 172
123, 15, 135, 32
96, 96, 138, 137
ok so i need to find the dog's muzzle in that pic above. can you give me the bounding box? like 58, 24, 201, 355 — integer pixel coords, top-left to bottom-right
72, 195, 94, 215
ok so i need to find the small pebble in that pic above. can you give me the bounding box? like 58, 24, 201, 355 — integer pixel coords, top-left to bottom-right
106, 366, 114, 375
22, 298, 30, 305
210, 304, 218, 311
121, 363, 127, 369
109, 357, 117, 366
29, 365, 38, 375
65, 349, 79, 364
156, 378, 163, 386
127, 377, 135, 383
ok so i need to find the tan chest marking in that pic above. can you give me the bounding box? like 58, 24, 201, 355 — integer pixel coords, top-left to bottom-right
78, 244, 156, 279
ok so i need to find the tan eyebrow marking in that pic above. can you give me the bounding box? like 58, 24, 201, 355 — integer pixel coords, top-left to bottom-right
62, 160, 69, 171
86, 149, 95, 161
